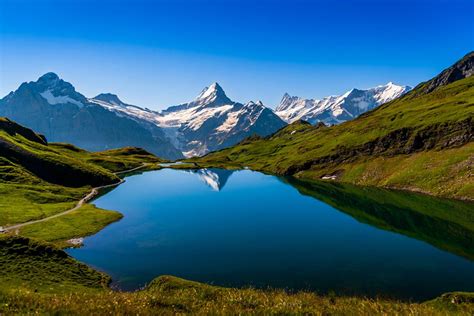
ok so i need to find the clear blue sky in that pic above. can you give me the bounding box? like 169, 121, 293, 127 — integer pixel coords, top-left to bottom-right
1, 0, 473, 110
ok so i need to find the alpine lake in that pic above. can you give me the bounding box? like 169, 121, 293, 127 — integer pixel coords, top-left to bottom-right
67, 168, 474, 301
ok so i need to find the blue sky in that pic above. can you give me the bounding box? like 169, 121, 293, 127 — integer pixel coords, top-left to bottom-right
1, 0, 473, 110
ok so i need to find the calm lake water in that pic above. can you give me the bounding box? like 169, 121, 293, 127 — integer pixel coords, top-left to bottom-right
67, 168, 474, 301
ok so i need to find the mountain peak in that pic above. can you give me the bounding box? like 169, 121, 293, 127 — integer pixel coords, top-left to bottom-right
276, 81, 411, 124
162, 82, 232, 113
35, 72, 71, 91
385, 81, 395, 86
378, 82, 406, 89
276, 93, 298, 112
38, 72, 60, 82
36, 72, 62, 88
246, 100, 265, 108
197, 82, 226, 100
29, 72, 87, 106
210, 82, 223, 90
93, 93, 124, 105
280, 92, 296, 102
191, 82, 231, 107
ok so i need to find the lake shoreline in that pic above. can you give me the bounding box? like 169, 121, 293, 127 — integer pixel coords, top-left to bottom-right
68, 168, 474, 298
171, 161, 474, 203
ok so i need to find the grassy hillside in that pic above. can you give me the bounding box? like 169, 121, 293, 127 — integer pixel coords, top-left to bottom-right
18, 204, 123, 248
0, 236, 472, 315
190, 76, 474, 200
0, 236, 110, 293
0, 118, 120, 188
0, 182, 89, 227
0, 117, 164, 188
50, 143, 165, 173
0, 117, 162, 244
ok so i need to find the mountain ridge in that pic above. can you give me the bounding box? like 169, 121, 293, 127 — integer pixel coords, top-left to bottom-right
276, 82, 411, 125
410, 51, 474, 96
91, 82, 287, 157
190, 53, 474, 200
0, 74, 183, 160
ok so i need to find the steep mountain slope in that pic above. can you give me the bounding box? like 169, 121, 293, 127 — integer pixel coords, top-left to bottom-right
0, 73, 182, 160
276, 82, 411, 124
192, 53, 474, 200
413, 51, 474, 95
91, 83, 287, 157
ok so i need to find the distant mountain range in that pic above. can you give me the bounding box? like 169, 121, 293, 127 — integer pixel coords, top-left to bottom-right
275, 82, 411, 124
0, 73, 411, 158
0, 73, 183, 160
192, 51, 474, 201
91, 83, 286, 157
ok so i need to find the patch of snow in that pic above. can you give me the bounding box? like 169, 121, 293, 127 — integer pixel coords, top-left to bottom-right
157, 104, 234, 131
40, 89, 84, 108
332, 108, 344, 117
216, 110, 240, 133
89, 98, 161, 124
183, 145, 208, 158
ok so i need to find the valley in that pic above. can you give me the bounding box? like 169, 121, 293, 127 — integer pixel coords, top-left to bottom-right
0, 52, 473, 315
1, 0, 473, 313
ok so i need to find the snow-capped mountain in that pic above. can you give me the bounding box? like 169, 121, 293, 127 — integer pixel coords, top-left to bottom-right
162, 82, 232, 114
0, 73, 183, 159
88, 93, 163, 129
1, 73, 410, 159
275, 82, 411, 125
91, 82, 287, 157
157, 83, 286, 156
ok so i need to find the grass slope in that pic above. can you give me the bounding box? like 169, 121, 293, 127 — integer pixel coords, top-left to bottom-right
0, 118, 119, 188
0, 236, 110, 293
0, 183, 89, 227
18, 204, 123, 248
0, 236, 473, 315
0, 117, 162, 243
50, 143, 165, 173
191, 76, 474, 200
